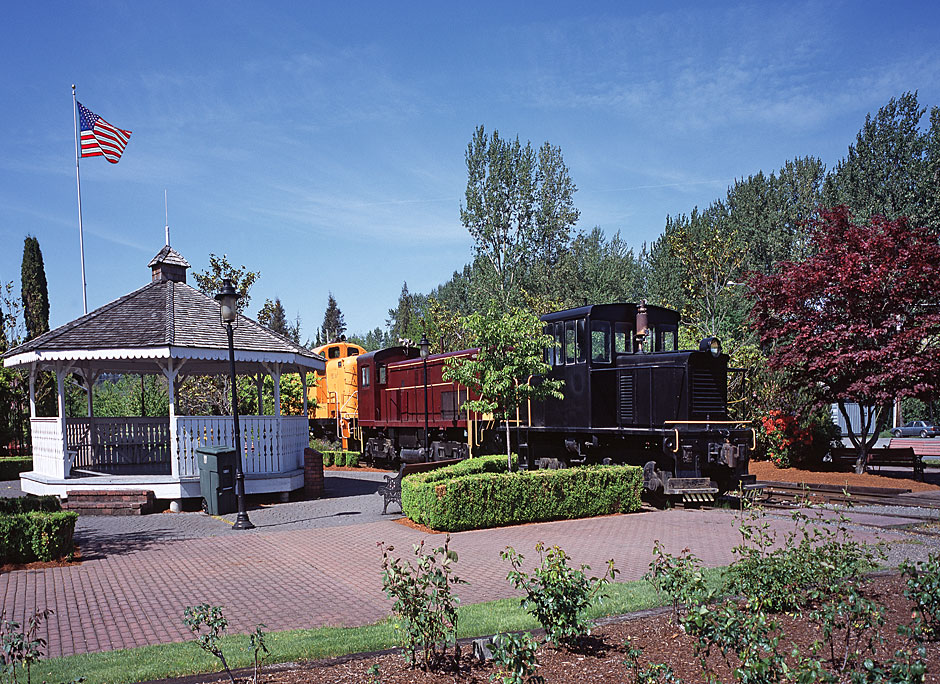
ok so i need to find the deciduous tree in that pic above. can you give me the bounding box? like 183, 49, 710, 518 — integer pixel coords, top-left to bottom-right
192, 254, 259, 313
460, 126, 579, 310
823, 92, 937, 230
442, 302, 564, 466
749, 206, 940, 472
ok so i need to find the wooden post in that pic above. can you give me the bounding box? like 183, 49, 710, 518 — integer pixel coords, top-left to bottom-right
162, 359, 181, 479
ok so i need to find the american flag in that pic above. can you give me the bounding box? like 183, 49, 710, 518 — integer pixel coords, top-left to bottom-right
78, 101, 132, 164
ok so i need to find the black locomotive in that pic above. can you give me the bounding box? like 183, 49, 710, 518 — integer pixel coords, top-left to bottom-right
520, 302, 759, 501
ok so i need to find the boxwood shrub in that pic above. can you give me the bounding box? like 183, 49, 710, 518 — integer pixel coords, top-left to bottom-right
322, 451, 333, 467
333, 451, 347, 467
402, 461, 642, 532
0, 456, 32, 481
0, 495, 61, 515
0, 510, 78, 564
345, 451, 360, 467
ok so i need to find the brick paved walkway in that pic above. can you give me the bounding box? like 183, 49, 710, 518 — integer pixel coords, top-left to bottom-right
0, 505, 906, 658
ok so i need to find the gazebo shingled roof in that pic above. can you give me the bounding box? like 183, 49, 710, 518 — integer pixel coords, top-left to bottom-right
2, 247, 324, 375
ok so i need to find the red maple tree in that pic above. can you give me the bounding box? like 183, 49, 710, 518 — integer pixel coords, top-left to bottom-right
749, 206, 940, 472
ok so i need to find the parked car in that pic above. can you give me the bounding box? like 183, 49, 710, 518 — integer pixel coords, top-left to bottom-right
891, 420, 938, 438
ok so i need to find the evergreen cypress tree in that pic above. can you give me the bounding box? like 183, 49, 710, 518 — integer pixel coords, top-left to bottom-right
21, 236, 49, 341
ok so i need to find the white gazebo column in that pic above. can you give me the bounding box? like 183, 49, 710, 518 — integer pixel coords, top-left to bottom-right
301, 371, 308, 416
28, 364, 36, 417
264, 363, 282, 418
161, 359, 184, 511
256, 373, 264, 415
54, 363, 73, 477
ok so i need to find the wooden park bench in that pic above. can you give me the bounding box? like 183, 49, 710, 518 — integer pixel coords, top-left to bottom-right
831, 446, 924, 482
378, 458, 463, 514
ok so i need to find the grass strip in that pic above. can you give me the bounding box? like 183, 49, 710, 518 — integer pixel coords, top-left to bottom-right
29, 568, 726, 684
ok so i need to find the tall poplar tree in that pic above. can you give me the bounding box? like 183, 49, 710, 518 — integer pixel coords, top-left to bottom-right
460, 125, 579, 310
21, 236, 49, 341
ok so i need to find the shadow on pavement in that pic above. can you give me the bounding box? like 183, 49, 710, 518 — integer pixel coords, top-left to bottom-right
325, 475, 382, 497
76, 529, 190, 560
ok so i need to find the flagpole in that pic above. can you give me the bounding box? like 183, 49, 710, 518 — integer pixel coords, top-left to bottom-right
72, 84, 88, 315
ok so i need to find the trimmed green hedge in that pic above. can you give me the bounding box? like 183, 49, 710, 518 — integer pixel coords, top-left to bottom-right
0, 510, 78, 564
322, 451, 362, 468
0, 495, 61, 515
0, 456, 32, 481
402, 462, 642, 532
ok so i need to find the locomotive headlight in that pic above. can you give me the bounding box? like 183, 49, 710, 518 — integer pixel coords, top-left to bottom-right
699, 337, 722, 357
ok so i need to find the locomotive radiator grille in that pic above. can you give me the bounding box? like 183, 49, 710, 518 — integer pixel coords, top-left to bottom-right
618, 373, 635, 423
691, 368, 725, 416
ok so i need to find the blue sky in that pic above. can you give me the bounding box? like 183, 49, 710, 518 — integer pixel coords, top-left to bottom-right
2, 1, 939, 340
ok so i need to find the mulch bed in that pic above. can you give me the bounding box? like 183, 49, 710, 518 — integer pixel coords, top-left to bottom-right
749, 460, 940, 492
0, 546, 82, 573
169, 573, 937, 684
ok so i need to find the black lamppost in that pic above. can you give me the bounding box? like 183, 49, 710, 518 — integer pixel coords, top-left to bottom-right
419, 333, 430, 460
215, 278, 254, 530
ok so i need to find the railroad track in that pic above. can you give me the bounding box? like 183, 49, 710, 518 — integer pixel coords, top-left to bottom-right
756, 480, 940, 514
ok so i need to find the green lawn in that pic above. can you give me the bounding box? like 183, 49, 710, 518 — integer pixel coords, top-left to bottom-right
28, 569, 726, 684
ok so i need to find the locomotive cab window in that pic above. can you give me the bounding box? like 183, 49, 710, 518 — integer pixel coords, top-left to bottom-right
543, 326, 555, 365
614, 322, 633, 354
378, 365, 387, 384
577, 319, 587, 363
328, 346, 341, 359
554, 323, 565, 366
361, 366, 370, 387
659, 329, 677, 352
565, 321, 577, 364
591, 321, 611, 363
346, 348, 359, 357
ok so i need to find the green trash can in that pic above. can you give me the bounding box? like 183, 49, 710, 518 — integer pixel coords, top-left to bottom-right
196, 446, 237, 515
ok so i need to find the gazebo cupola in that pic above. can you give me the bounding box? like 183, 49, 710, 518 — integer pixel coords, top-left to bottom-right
148, 245, 190, 283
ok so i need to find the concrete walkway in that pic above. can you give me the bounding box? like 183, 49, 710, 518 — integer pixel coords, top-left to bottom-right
0, 473, 935, 658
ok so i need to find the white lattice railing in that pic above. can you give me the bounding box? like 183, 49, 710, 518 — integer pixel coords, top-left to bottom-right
66, 417, 170, 471
30, 418, 67, 478
175, 416, 308, 477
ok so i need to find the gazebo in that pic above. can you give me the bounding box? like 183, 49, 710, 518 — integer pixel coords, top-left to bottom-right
2, 246, 325, 509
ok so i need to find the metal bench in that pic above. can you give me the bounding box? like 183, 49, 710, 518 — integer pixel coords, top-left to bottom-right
377, 459, 462, 514
831, 446, 924, 482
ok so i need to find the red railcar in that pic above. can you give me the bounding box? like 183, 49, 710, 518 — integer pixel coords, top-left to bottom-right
357, 346, 482, 463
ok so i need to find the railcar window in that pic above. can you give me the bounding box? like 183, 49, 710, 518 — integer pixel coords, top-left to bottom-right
661, 329, 677, 351
328, 347, 341, 359
615, 322, 633, 354
577, 319, 586, 363
543, 326, 554, 365
554, 323, 564, 366
591, 321, 611, 363
378, 365, 387, 384
361, 366, 370, 387
347, 348, 359, 357
640, 325, 656, 353
565, 321, 576, 364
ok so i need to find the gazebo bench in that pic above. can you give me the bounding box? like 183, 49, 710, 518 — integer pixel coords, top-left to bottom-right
831, 446, 924, 481
378, 459, 462, 515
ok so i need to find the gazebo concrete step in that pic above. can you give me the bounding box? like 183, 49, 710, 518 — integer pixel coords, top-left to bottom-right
64, 489, 155, 515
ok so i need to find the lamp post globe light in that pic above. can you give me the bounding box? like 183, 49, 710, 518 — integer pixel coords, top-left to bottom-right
419, 333, 430, 460
215, 278, 254, 530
